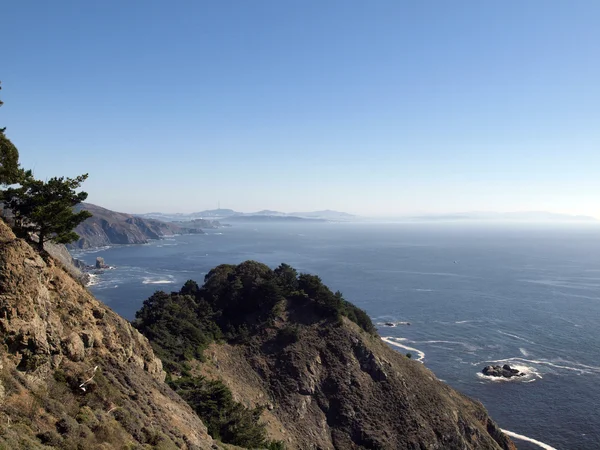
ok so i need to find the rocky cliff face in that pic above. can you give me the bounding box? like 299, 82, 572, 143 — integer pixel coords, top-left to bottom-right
0, 219, 216, 449
200, 314, 516, 449
43, 241, 91, 285
70, 203, 206, 249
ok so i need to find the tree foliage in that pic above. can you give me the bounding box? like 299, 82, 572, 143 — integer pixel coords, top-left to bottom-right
3, 174, 92, 250
169, 376, 268, 447
0, 82, 26, 186
134, 290, 221, 373
134, 261, 375, 448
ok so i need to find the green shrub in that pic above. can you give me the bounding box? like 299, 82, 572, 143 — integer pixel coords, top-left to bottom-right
277, 326, 300, 346
168, 376, 267, 448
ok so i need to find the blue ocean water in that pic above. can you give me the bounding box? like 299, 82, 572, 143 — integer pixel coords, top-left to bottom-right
73, 222, 600, 450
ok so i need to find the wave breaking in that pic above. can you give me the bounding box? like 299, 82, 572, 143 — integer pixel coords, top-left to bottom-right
381, 337, 425, 362
500, 429, 557, 450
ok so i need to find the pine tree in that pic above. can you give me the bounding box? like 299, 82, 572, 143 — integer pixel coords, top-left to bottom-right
4, 174, 93, 251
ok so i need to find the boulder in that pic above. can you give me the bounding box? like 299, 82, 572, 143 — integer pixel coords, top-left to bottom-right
482, 364, 524, 378
63, 332, 86, 362
95, 257, 108, 269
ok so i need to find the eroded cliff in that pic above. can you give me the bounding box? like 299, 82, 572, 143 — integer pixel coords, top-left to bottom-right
0, 219, 216, 449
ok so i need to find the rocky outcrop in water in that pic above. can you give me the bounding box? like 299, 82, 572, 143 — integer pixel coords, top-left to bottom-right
482, 364, 524, 378
95, 257, 109, 269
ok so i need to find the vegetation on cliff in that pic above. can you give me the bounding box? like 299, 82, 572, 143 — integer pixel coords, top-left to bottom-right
0, 83, 91, 251
133, 261, 374, 448
134, 261, 375, 370
134, 261, 515, 450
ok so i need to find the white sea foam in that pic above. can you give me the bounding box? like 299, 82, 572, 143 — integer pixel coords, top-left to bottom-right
86, 274, 98, 287
500, 429, 557, 450
477, 363, 542, 382
381, 337, 425, 362
142, 279, 175, 285
377, 321, 410, 327
481, 356, 600, 376
519, 347, 529, 356
454, 320, 471, 324
497, 330, 537, 345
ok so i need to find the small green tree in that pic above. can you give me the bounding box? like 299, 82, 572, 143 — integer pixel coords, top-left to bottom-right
0, 82, 27, 187
3, 174, 92, 251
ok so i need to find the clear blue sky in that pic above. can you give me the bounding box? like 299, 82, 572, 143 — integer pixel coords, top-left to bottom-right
2, 1, 599, 217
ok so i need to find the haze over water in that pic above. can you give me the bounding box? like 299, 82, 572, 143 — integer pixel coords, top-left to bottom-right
76, 222, 600, 450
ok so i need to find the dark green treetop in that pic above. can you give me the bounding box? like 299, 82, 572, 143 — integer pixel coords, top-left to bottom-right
3, 174, 92, 251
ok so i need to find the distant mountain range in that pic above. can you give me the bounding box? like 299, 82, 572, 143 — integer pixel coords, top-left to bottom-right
137, 209, 597, 223
138, 209, 357, 222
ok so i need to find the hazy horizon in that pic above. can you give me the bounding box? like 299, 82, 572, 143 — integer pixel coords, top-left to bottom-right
105, 202, 600, 221
2, 1, 599, 218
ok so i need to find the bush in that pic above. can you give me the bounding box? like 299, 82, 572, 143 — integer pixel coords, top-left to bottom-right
168, 376, 267, 448
277, 326, 300, 346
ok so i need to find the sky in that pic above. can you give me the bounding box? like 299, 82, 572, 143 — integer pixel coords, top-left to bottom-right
1, 1, 599, 217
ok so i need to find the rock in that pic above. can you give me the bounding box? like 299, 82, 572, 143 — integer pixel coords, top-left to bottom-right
63, 332, 85, 361
80, 330, 95, 348
482, 364, 524, 378
95, 257, 108, 269
384, 322, 396, 327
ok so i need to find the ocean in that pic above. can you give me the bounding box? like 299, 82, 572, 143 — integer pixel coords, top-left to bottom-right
72, 222, 600, 450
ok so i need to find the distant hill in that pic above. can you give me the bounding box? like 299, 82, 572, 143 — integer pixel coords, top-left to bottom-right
291, 209, 356, 220
140, 209, 357, 221
222, 214, 326, 223
71, 203, 211, 249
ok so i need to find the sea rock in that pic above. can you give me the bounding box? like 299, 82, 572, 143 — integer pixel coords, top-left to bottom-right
482, 364, 524, 378
95, 257, 109, 269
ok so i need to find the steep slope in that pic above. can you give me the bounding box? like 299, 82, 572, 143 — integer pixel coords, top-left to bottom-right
199, 321, 515, 450
44, 241, 90, 285
0, 219, 216, 449
135, 262, 516, 450
70, 203, 205, 249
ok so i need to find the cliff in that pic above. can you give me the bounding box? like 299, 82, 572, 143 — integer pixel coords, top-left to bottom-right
198, 323, 515, 449
135, 262, 517, 450
70, 203, 207, 249
0, 219, 216, 449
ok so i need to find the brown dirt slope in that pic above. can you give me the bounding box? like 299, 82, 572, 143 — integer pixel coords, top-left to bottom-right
199, 298, 516, 450
0, 219, 216, 449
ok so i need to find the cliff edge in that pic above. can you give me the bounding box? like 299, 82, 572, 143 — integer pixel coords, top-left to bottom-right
0, 219, 216, 449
